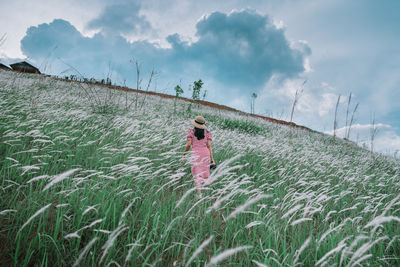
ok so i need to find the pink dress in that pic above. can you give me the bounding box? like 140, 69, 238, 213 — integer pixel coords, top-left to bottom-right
187, 129, 213, 186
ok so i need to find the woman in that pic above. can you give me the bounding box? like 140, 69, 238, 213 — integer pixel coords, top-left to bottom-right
182, 115, 215, 192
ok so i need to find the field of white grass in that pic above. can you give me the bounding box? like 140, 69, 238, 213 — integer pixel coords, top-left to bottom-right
0, 70, 400, 266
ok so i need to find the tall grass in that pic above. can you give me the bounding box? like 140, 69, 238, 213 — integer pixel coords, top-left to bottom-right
0, 70, 400, 266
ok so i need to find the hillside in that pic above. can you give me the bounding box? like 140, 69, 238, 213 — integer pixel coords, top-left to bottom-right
54, 74, 312, 132
1, 70, 400, 266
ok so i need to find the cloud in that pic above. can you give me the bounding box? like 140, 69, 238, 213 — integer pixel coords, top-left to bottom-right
324, 123, 400, 155
86, 1, 151, 37
374, 130, 400, 155
257, 77, 340, 123
20, 9, 310, 99
21, 19, 83, 60
185, 10, 310, 89
20, 19, 162, 82
324, 123, 391, 138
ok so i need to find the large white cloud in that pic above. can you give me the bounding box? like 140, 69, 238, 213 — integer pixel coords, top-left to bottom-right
256, 76, 341, 124
325, 123, 400, 155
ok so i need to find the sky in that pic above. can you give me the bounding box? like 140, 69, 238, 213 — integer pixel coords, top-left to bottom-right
1, 0, 400, 155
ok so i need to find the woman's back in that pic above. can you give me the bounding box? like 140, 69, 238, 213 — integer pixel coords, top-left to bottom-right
187, 129, 212, 150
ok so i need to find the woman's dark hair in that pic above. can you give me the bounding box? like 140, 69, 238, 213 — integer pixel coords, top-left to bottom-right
194, 127, 205, 140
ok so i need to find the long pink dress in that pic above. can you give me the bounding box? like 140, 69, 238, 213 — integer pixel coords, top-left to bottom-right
187, 129, 213, 186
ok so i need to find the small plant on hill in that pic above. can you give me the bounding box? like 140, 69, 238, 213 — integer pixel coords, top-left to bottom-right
128, 59, 157, 112
344, 92, 359, 140
250, 92, 257, 114
333, 94, 341, 139
290, 80, 306, 122
370, 112, 379, 153
202, 88, 207, 101
174, 85, 184, 114
192, 79, 203, 101
187, 79, 203, 113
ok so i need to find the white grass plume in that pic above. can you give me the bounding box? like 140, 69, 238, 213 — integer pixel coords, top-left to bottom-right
13, 148, 39, 155
5, 157, 19, 163
318, 223, 343, 249
291, 218, 312, 226
125, 236, 144, 265
227, 194, 271, 220
347, 236, 387, 267
185, 196, 210, 217
21, 165, 40, 175
364, 215, 400, 229
175, 187, 198, 209
385, 235, 400, 253
119, 197, 140, 225
64, 218, 104, 239
281, 204, 303, 219
106, 260, 122, 267
5, 180, 20, 186
72, 237, 98, 267
323, 210, 337, 222
366, 215, 400, 237
262, 248, 278, 257
206, 189, 247, 214
208, 164, 246, 184
315, 238, 348, 266
94, 229, 111, 234
17, 203, 51, 234
82, 205, 99, 216
0, 209, 17, 216
27, 175, 50, 184
349, 254, 372, 267
206, 245, 252, 267
185, 235, 214, 267
252, 260, 268, 267
32, 139, 54, 144
207, 154, 244, 182
100, 224, 129, 263
293, 236, 311, 265
117, 189, 132, 195
245, 221, 264, 229
155, 177, 181, 194
43, 168, 80, 191
382, 195, 400, 217
183, 238, 195, 261
162, 216, 182, 238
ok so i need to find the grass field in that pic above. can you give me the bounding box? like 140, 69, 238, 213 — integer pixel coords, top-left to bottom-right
1, 70, 400, 266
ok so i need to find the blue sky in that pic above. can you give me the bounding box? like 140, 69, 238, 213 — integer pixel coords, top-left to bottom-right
1, 0, 400, 154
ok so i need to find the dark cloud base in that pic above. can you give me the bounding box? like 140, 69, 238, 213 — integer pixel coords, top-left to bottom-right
21, 9, 310, 98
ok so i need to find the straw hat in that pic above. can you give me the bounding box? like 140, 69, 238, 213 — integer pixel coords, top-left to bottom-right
190, 115, 207, 129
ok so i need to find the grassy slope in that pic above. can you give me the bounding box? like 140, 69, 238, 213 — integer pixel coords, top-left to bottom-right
0, 70, 400, 266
